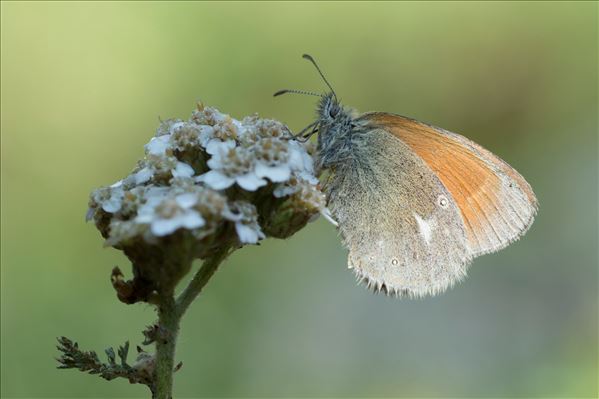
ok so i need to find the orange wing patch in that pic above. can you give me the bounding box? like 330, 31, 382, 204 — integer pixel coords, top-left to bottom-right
363, 112, 537, 256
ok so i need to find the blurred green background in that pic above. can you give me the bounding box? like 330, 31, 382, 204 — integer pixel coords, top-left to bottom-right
1, 2, 597, 398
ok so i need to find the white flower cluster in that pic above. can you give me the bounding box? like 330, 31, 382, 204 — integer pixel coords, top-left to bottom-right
87, 103, 326, 250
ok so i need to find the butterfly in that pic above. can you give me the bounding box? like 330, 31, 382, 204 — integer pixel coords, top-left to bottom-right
276, 54, 538, 298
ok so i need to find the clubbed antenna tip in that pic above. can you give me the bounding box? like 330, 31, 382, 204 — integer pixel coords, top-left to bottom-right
273, 89, 322, 98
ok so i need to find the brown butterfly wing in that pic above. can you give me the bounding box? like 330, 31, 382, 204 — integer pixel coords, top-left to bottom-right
361, 112, 538, 257
324, 125, 472, 297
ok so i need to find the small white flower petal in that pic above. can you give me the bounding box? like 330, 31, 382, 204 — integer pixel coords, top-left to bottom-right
198, 170, 236, 190
235, 223, 262, 244
236, 173, 267, 191
110, 180, 123, 188
101, 190, 124, 213
122, 174, 137, 187
134, 167, 153, 184
287, 142, 305, 169
206, 154, 226, 170
173, 162, 194, 178
151, 218, 181, 236
288, 141, 314, 173
254, 163, 291, 183
169, 121, 186, 134
176, 193, 197, 209
102, 199, 121, 213
221, 204, 242, 222
198, 126, 216, 147
135, 206, 155, 224
232, 119, 244, 132
180, 211, 205, 229
296, 171, 319, 185
321, 208, 339, 227
145, 187, 170, 200
206, 139, 235, 155
85, 207, 95, 221
135, 214, 153, 224
273, 184, 298, 198
146, 135, 171, 155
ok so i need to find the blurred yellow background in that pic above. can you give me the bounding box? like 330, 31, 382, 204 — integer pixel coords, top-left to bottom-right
1, 1, 597, 397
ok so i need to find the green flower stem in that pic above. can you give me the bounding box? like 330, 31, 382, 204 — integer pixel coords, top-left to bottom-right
175, 246, 232, 318
154, 295, 179, 399
153, 246, 232, 399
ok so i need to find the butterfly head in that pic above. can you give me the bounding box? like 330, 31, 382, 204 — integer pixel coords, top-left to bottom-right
275, 54, 354, 141
317, 92, 343, 123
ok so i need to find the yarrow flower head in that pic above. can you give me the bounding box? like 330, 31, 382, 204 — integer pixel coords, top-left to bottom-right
86, 101, 328, 295
65, 100, 333, 399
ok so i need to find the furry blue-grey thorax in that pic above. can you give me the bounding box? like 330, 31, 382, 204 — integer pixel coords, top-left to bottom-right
315, 93, 366, 170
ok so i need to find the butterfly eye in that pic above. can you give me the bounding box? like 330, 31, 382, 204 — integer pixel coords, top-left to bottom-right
329, 106, 339, 118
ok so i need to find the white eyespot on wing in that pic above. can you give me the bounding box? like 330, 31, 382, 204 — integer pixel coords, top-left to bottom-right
413, 213, 436, 245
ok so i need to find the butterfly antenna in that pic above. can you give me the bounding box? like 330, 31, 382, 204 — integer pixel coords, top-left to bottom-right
302, 54, 337, 100
273, 89, 322, 97
291, 120, 319, 140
